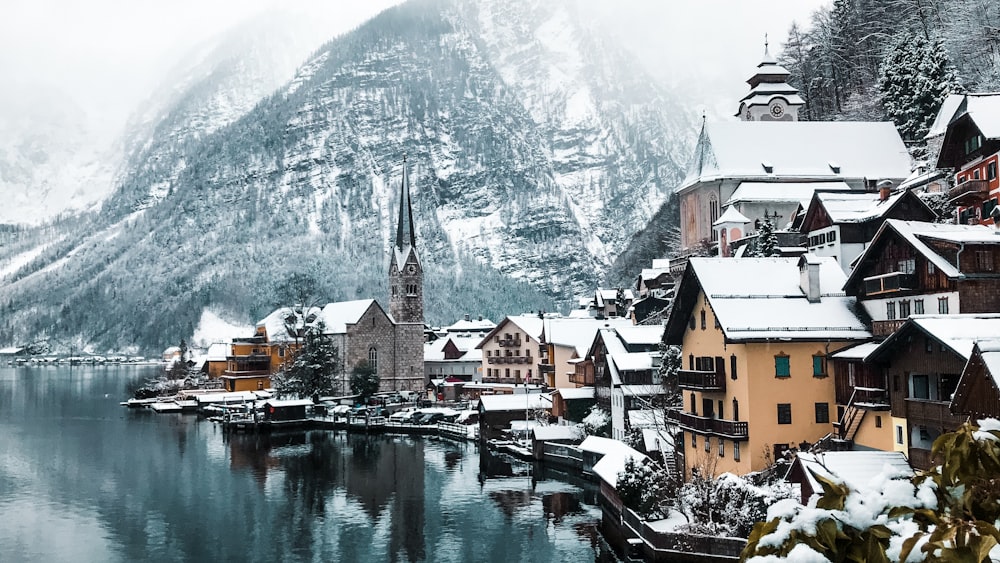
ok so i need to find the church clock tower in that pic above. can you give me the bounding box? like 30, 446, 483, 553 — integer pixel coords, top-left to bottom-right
736, 37, 805, 122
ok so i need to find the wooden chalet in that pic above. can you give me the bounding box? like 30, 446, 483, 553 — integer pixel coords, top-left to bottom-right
843, 219, 1000, 338
934, 93, 1000, 223
951, 340, 1000, 420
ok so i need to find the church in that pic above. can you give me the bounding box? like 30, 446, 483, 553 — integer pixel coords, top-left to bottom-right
221, 159, 425, 394
676, 41, 913, 253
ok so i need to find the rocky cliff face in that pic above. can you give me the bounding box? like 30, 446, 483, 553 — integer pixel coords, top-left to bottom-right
0, 0, 693, 354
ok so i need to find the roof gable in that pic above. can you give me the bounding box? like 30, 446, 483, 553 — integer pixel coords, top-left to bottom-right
868, 315, 1000, 363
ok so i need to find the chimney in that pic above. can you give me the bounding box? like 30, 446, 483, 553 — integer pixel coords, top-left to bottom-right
878, 179, 893, 202
464, 314, 470, 322
799, 254, 821, 303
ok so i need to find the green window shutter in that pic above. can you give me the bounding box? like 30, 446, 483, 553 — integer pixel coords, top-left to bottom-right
775, 355, 790, 377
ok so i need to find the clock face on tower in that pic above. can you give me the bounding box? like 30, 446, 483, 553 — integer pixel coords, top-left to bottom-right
406, 265, 416, 274
769, 103, 785, 118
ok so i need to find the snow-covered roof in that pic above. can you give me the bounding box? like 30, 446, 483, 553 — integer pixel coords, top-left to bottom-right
811, 190, 910, 224
206, 343, 230, 361
628, 409, 666, 429
0, 347, 24, 354
195, 391, 259, 404
686, 257, 871, 342
615, 325, 664, 346
317, 299, 378, 334
639, 266, 671, 281
531, 425, 583, 442
264, 398, 314, 408
546, 317, 631, 357
963, 93, 1000, 139
679, 121, 911, 193
849, 220, 1000, 284
424, 335, 483, 361
886, 315, 1000, 361
726, 181, 852, 207
642, 428, 675, 453
590, 442, 649, 488
977, 341, 1000, 387
830, 341, 879, 361
445, 317, 496, 333
792, 451, 913, 494
713, 205, 751, 226
620, 384, 664, 397
479, 392, 551, 412
257, 305, 323, 343
927, 93, 966, 138
556, 387, 595, 401
651, 258, 670, 269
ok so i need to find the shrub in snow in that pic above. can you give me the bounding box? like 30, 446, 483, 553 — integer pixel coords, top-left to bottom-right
582, 405, 610, 437
742, 420, 1000, 562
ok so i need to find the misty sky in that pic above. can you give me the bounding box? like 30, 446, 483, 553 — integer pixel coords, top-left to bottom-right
2, 0, 829, 138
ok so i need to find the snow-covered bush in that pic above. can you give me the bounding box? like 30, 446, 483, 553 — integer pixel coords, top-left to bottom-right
743, 419, 1000, 562
582, 405, 610, 437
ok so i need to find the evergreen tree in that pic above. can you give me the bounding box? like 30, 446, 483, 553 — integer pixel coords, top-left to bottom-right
349, 360, 380, 403
274, 321, 341, 401
879, 32, 960, 141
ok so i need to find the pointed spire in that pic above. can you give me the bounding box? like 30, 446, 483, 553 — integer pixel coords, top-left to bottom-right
761, 33, 776, 65
395, 155, 416, 251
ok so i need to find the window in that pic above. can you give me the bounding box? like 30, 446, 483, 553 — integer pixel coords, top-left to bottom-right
774, 355, 790, 378
914, 299, 925, 315
691, 434, 697, 449
990, 162, 997, 181
278, 346, 285, 358
898, 259, 915, 274
985, 198, 999, 219
928, 262, 935, 275
815, 402, 830, 424
695, 356, 715, 372
730, 355, 738, 380
688, 354, 694, 370
896, 425, 904, 445
689, 315, 696, 330
899, 300, 911, 318
812, 355, 827, 377
710, 197, 720, 241
818, 233, 826, 244
700, 310, 706, 330
391, 285, 397, 296
719, 439, 725, 457
705, 436, 711, 452
912, 374, 930, 399
965, 134, 983, 155
975, 169, 982, 180
875, 415, 883, 428
925, 337, 934, 354
886, 301, 896, 320
938, 297, 949, 314
732, 398, 739, 422
505, 368, 510, 377
734, 441, 741, 462
690, 393, 696, 414
977, 250, 995, 272
777, 403, 792, 424
368, 347, 378, 371
828, 230, 837, 242
514, 370, 520, 378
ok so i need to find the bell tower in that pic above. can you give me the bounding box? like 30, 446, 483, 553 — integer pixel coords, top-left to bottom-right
389, 156, 423, 325
736, 36, 805, 122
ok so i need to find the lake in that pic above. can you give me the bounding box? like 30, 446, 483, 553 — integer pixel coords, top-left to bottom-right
0, 365, 617, 562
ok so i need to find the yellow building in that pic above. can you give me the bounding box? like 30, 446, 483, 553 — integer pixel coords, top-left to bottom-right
664, 255, 872, 477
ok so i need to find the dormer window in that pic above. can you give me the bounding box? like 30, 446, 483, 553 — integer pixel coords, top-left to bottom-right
828, 161, 841, 174
761, 161, 774, 173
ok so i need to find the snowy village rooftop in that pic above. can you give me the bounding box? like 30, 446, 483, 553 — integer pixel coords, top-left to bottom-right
870, 315, 1000, 362
726, 181, 851, 207
678, 121, 912, 192
810, 190, 913, 224
668, 257, 872, 343
792, 451, 913, 494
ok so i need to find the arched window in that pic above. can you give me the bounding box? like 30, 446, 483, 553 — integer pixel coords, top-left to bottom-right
709, 195, 719, 241
368, 347, 378, 371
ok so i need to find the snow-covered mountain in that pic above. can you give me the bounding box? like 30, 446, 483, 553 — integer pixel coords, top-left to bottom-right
0, 0, 694, 354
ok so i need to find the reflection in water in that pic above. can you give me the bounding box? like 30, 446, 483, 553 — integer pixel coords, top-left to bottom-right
0, 366, 611, 563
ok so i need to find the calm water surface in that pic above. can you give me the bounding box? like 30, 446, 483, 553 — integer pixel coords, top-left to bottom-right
0, 365, 615, 562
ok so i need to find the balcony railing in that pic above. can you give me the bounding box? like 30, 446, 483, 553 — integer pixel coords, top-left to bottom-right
677, 369, 726, 392
538, 364, 555, 374
667, 409, 749, 440
948, 178, 989, 206
863, 272, 916, 296
905, 398, 966, 429
496, 337, 522, 347
486, 356, 533, 365
872, 319, 906, 337
568, 371, 595, 386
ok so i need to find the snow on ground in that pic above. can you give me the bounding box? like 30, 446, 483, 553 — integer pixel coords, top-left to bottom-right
0, 242, 54, 280
190, 310, 253, 348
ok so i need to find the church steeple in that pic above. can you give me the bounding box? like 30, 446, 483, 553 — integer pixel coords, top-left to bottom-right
736, 36, 804, 121
395, 155, 416, 251
389, 157, 423, 326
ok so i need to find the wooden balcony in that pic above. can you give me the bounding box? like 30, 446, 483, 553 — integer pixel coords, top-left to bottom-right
496, 336, 522, 347
872, 319, 906, 337
863, 272, 916, 296
667, 409, 749, 440
568, 371, 594, 386
677, 369, 726, 392
487, 356, 532, 365
905, 398, 966, 430
538, 363, 555, 374
948, 178, 989, 206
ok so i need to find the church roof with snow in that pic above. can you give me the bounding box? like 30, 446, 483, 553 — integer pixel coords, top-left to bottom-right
678, 121, 912, 193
